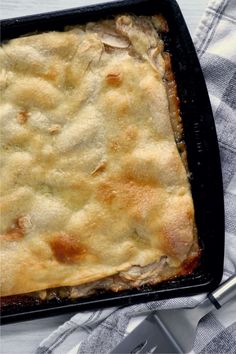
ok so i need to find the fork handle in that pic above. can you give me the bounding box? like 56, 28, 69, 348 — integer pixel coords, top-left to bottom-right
208, 275, 236, 309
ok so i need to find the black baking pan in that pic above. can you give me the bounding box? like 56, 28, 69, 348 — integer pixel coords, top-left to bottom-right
0, 0, 224, 324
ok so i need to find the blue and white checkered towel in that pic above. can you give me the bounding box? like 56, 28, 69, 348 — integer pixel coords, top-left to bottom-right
36, 0, 236, 353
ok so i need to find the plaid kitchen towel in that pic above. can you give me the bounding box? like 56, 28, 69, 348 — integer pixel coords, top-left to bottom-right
36, 0, 236, 353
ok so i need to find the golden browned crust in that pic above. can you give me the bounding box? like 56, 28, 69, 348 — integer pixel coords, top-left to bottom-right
0, 14, 199, 300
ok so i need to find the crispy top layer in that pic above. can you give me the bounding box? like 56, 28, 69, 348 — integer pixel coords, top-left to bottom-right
0, 15, 195, 296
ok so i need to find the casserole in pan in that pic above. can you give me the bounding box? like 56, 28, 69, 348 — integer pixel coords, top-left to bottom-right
0, 0, 224, 324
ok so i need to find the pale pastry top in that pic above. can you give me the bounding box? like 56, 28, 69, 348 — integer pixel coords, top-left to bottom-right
0, 15, 196, 297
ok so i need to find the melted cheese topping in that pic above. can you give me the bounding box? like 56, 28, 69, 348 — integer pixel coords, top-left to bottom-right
0, 15, 197, 297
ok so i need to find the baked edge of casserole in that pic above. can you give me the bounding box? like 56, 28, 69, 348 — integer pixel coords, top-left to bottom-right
0, 13, 200, 308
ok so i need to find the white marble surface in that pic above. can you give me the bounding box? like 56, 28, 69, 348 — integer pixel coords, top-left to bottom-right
0, 1, 211, 353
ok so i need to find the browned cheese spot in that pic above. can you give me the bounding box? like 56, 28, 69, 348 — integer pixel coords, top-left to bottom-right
49, 232, 87, 264
97, 179, 154, 221
109, 140, 121, 152
16, 111, 29, 124
43, 66, 58, 81
106, 72, 123, 86
97, 182, 117, 204
108, 126, 138, 153
0, 216, 29, 241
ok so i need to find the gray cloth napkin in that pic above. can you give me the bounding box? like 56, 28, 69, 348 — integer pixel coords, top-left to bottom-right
36, 0, 236, 353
